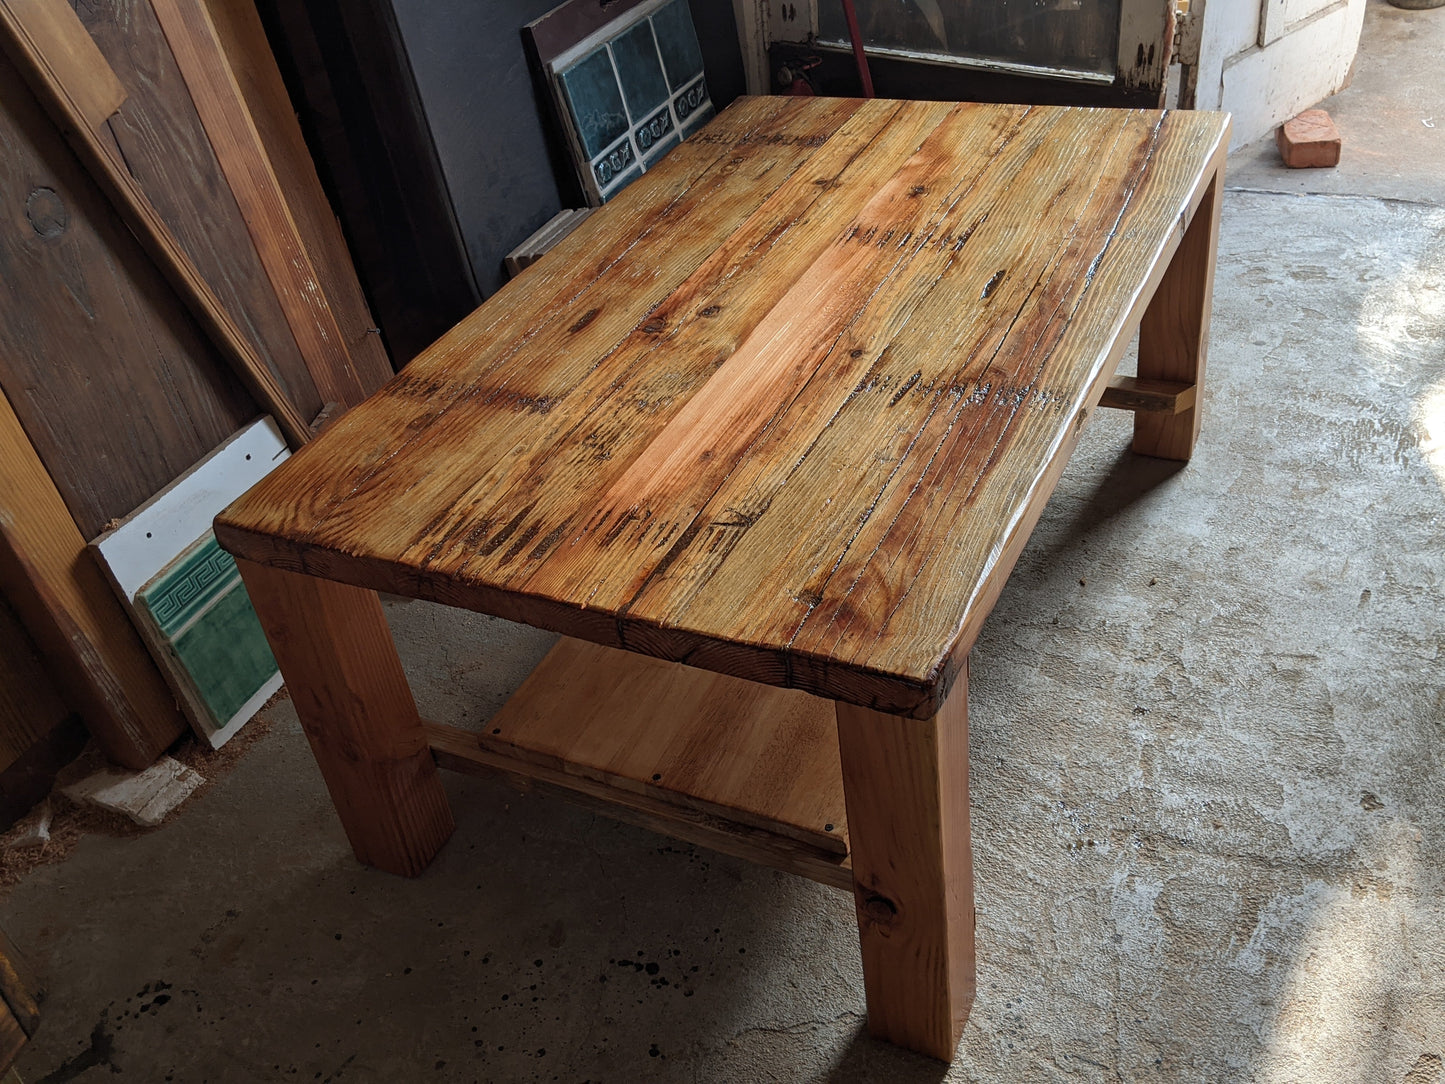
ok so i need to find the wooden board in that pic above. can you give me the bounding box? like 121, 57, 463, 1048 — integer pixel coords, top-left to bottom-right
75, 0, 321, 422
149, 0, 369, 410
482, 637, 846, 853
0, 929, 39, 1040
1099, 374, 1196, 414
0, 47, 261, 539
74, 0, 319, 423
426, 721, 853, 891
4, 0, 124, 128
0, 1000, 22, 1077
200, 0, 392, 393
0, 386, 185, 769
0, 590, 70, 775
217, 98, 1231, 718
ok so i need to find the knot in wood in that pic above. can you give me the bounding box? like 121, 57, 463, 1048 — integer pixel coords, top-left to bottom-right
861, 892, 900, 926
26, 187, 68, 239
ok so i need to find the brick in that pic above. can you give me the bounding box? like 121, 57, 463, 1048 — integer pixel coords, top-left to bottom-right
1276, 109, 1342, 168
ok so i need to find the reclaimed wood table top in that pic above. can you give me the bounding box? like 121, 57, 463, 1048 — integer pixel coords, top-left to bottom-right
217, 96, 1229, 719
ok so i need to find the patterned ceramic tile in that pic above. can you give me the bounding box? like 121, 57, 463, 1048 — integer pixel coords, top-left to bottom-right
593, 136, 637, 192
547, 0, 714, 203
674, 76, 713, 135
137, 534, 278, 732
612, 19, 669, 118
558, 46, 629, 159
652, 0, 705, 90
634, 105, 676, 163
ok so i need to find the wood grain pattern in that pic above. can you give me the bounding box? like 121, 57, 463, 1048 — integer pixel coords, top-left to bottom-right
0, 999, 22, 1075
217, 99, 1230, 716
150, 0, 370, 410
482, 637, 846, 853
236, 560, 452, 876
4, 0, 123, 128
0, 584, 70, 774
836, 664, 973, 1061
1134, 172, 1223, 460
0, 928, 39, 1040
1099, 374, 1196, 414
426, 720, 853, 891
200, 0, 392, 392
74, 0, 321, 424
0, 387, 185, 768
0, 48, 261, 538
0, 0, 313, 448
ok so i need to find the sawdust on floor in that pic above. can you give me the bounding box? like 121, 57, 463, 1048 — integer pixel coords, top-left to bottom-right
0, 688, 288, 894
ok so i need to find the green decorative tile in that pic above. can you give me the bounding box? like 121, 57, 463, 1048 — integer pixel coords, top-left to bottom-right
674, 76, 713, 136
140, 535, 237, 638
171, 584, 278, 729
551, 0, 713, 203
138, 534, 277, 731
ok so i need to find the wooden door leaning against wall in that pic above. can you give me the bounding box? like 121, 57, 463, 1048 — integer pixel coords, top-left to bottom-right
0, 0, 394, 795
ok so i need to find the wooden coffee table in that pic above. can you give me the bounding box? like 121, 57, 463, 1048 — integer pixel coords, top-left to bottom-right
216, 97, 1229, 1062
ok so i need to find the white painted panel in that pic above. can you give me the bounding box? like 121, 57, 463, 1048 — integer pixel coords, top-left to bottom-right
1284, 0, 1342, 27
1221, 0, 1366, 148
93, 417, 288, 600
1260, 0, 1288, 46
1192, 0, 1267, 109
768, 0, 811, 45
90, 416, 291, 750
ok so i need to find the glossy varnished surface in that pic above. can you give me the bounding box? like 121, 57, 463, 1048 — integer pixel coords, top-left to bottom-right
217, 97, 1229, 716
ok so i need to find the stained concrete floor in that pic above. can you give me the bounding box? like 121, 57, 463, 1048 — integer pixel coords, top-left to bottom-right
6, 4, 1444, 1081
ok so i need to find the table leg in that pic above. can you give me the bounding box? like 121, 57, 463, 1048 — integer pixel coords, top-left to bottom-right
834, 659, 974, 1061
237, 560, 454, 876
1134, 166, 1225, 461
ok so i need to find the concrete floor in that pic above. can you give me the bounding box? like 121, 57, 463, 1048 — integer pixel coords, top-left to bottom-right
6, 3, 1444, 1080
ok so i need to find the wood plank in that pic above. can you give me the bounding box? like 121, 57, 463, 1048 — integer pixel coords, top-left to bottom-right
425, 720, 853, 892
0, 590, 70, 774
1098, 375, 1196, 414
626, 108, 1164, 658
0, 999, 23, 1076
4, 0, 123, 128
150, 0, 370, 410
0, 49, 260, 538
836, 662, 974, 1062
1134, 168, 1225, 460
216, 101, 1232, 717
236, 560, 453, 877
217, 95, 880, 558
484, 637, 846, 853
0, 0, 313, 449
0, 388, 186, 769
0, 928, 40, 1040
76, 0, 322, 425
201, 0, 392, 392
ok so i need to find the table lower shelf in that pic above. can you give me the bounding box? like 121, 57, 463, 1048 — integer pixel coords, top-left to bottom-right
423, 637, 854, 891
